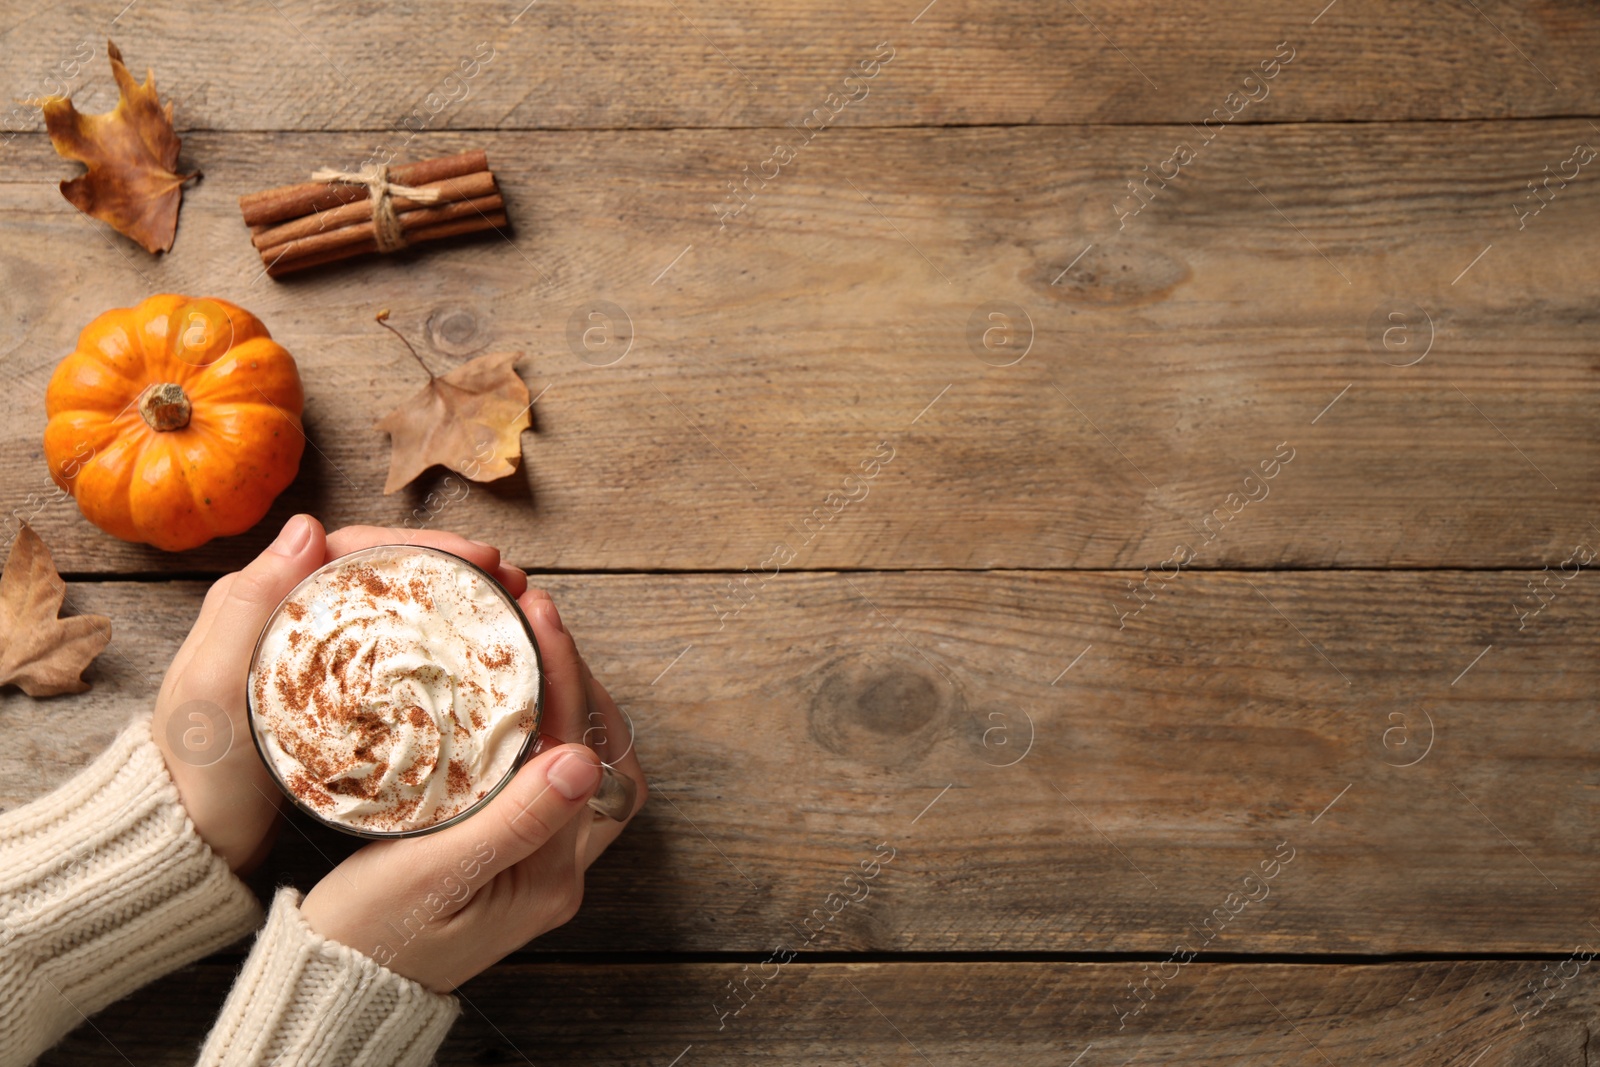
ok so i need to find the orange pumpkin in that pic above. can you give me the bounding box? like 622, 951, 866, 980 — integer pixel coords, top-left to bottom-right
44, 294, 305, 552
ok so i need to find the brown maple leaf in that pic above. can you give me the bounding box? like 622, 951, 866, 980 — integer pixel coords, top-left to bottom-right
0, 524, 112, 697
38, 41, 197, 254
372, 312, 532, 495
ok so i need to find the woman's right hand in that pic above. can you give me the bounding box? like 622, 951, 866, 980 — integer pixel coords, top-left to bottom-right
299, 590, 647, 992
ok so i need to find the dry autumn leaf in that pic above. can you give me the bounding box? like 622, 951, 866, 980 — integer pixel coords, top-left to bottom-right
39, 41, 196, 253
373, 312, 532, 494
0, 524, 111, 697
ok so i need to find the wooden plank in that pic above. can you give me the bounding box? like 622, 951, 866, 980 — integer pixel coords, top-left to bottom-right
1, 123, 1596, 574
37, 959, 1600, 1065
5, 570, 1597, 954
4, 1, 1599, 133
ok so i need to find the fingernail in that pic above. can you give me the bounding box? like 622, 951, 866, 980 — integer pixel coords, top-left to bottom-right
538, 599, 567, 634
547, 750, 601, 800
468, 538, 495, 550
270, 515, 313, 557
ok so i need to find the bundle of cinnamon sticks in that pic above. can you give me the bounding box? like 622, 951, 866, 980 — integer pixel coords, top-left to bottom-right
239, 150, 506, 278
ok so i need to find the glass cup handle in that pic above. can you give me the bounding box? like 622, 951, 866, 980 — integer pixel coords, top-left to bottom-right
533, 732, 638, 821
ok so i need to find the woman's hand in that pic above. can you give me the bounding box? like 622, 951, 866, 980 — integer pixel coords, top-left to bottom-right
299, 589, 647, 992
152, 515, 532, 873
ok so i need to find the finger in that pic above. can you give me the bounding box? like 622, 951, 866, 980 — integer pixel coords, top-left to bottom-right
502, 801, 590, 945
590, 676, 645, 782
520, 593, 587, 744
161, 573, 236, 689
580, 677, 647, 869
497, 563, 528, 599
421, 742, 602, 884
191, 573, 237, 637
513, 794, 588, 885
583, 805, 630, 870
575, 663, 627, 765
191, 515, 327, 681
569, 650, 645, 790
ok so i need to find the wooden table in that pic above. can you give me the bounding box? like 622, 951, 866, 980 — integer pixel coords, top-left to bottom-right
4, 2, 1599, 1063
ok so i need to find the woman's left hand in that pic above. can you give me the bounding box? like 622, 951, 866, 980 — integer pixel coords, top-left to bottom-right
152, 514, 529, 873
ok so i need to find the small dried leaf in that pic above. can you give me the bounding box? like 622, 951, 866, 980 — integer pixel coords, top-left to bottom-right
0, 524, 112, 697
39, 41, 196, 253
375, 351, 532, 494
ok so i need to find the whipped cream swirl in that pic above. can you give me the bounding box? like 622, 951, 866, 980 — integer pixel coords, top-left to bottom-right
250, 547, 539, 833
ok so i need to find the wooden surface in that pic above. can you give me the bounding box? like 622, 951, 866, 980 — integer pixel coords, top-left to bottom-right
36, 961, 1600, 1066
2, 0, 1597, 1062
5, 1, 1600, 128
1, 123, 1597, 572
9, 573, 1599, 958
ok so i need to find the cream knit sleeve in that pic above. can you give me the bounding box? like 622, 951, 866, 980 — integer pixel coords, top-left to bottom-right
198, 886, 460, 1066
0, 714, 263, 1066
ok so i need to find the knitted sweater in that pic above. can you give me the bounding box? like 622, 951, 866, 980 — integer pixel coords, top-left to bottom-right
0, 715, 459, 1066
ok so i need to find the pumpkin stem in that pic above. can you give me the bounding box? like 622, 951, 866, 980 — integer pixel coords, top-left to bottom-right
375, 309, 435, 380
138, 382, 192, 432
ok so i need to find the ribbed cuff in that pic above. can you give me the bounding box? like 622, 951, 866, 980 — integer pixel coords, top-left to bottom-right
199, 887, 459, 1066
0, 714, 263, 1066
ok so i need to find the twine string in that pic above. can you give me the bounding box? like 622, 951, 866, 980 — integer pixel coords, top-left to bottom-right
310, 165, 444, 253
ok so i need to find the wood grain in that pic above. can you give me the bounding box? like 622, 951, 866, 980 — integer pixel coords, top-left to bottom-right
1, 123, 1596, 574
5, 570, 1596, 954
37, 959, 1600, 1066
3, 1, 1599, 133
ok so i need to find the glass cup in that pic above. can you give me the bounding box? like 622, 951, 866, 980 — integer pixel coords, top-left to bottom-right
246, 544, 636, 840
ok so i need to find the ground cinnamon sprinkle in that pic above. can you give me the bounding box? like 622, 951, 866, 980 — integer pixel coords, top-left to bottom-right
359, 567, 390, 599
330, 636, 358, 679
327, 770, 382, 799
409, 576, 434, 610
400, 756, 436, 787
279, 730, 341, 782
287, 771, 333, 809
385, 794, 424, 829
478, 645, 513, 669
284, 601, 306, 622
350, 711, 388, 750
446, 759, 471, 797
271, 661, 296, 711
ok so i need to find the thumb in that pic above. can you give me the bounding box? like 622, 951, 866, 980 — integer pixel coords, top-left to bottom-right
199, 514, 326, 669
426, 743, 601, 881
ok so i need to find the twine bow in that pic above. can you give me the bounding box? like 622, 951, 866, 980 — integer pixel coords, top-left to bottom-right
310, 164, 444, 253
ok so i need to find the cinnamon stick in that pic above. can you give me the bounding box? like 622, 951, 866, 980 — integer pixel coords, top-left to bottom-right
251, 170, 499, 250
263, 207, 508, 278
262, 192, 504, 266
238, 149, 488, 227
